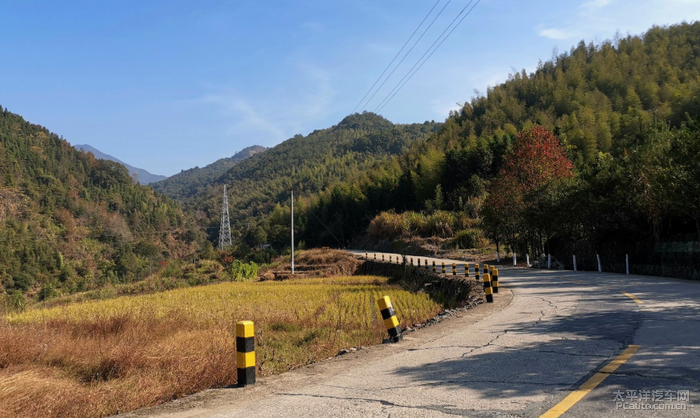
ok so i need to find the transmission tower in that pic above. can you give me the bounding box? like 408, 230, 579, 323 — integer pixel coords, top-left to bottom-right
219, 185, 232, 250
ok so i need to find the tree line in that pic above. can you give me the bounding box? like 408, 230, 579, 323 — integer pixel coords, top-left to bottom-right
263, 23, 700, 276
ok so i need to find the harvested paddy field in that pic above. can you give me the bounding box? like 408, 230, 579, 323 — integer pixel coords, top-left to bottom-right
0, 275, 441, 418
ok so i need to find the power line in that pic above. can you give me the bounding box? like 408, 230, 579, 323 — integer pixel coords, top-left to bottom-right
359, 0, 453, 113
351, 0, 442, 114
375, 0, 478, 113
375, 0, 481, 113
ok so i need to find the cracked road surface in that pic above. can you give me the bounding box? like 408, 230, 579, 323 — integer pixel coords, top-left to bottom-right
119, 252, 700, 417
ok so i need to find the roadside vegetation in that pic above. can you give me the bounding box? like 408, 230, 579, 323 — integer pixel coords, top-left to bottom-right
258, 23, 700, 275
0, 274, 441, 418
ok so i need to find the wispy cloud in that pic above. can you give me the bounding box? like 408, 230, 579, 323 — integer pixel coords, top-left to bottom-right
200, 94, 288, 139
300, 21, 325, 33
197, 62, 336, 143
539, 28, 577, 40
537, 0, 700, 43
580, 0, 612, 11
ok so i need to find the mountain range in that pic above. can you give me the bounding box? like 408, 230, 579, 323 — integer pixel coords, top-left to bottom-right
73, 144, 168, 185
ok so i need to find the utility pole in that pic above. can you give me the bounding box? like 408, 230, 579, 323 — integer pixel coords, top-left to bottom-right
219, 185, 232, 250
291, 190, 295, 274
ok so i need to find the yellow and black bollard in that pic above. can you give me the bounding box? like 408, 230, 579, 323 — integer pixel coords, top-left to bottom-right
483, 273, 493, 303
452, 263, 456, 275
465, 263, 470, 277
483, 264, 489, 275
382, 254, 385, 262
236, 320, 256, 386
377, 296, 402, 342
492, 268, 499, 293
432, 261, 436, 272
365, 252, 368, 260
475, 263, 480, 281
441, 262, 446, 274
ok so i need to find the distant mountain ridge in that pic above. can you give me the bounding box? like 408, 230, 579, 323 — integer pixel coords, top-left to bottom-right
151, 145, 267, 199
73, 144, 167, 185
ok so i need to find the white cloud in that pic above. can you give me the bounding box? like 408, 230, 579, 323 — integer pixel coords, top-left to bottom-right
537, 0, 700, 45
539, 28, 577, 40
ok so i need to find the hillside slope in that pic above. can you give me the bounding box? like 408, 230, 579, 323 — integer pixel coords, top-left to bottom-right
152, 145, 266, 199
168, 112, 440, 249
74, 144, 168, 185
0, 107, 202, 305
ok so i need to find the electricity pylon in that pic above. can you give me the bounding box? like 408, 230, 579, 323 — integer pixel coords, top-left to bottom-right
219, 185, 232, 250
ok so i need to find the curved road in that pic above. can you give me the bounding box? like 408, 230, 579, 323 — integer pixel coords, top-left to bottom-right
121, 251, 700, 417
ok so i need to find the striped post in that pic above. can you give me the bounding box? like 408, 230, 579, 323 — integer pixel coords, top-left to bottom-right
374, 253, 376, 260
483, 273, 493, 303
236, 321, 255, 386
492, 268, 499, 293
452, 263, 456, 275
417, 258, 421, 267
365, 252, 368, 260
483, 264, 489, 275
377, 296, 401, 343
382, 254, 385, 262
465, 263, 470, 277
441, 262, 446, 274
475, 263, 480, 281
432, 261, 436, 272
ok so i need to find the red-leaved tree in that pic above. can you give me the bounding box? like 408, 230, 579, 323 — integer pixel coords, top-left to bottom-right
483, 126, 574, 256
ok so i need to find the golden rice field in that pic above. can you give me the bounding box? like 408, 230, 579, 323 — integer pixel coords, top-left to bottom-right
0, 276, 441, 418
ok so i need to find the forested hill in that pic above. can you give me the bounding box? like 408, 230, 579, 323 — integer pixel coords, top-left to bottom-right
0, 108, 203, 303
153, 145, 267, 199
277, 22, 700, 268
172, 112, 440, 248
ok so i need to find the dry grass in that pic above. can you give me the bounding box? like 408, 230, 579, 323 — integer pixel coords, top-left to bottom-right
270, 248, 363, 279
0, 276, 441, 418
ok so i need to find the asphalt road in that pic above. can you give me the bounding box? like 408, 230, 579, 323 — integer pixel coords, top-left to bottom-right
120, 251, 700, 418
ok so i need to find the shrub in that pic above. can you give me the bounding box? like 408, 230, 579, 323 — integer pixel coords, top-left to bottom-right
451, 228, 488, 249
159, 260, 182, 278
367, 211, 406, 240
230, 260, 258, 282
368, 210, 477, 241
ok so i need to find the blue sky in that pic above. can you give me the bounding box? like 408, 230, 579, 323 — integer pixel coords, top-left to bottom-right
1, 0, 698, 176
